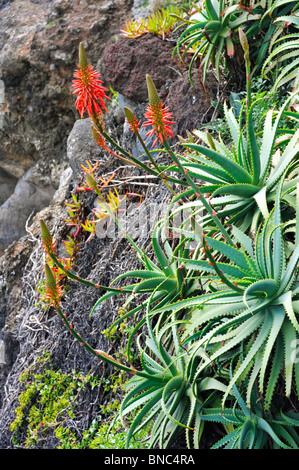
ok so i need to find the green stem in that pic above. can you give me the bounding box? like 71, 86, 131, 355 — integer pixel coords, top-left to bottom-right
91, 112, 189, 187
134, 130, 177, 196
47, 250, 127, 294
202, 237, 244, 294
55, 304, 167, 382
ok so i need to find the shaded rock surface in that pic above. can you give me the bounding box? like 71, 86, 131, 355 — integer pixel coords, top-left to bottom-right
0, 0, 134, 254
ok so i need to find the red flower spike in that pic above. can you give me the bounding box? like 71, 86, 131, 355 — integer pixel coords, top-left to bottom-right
143, 75, 175, 147
72, 43, 110, 118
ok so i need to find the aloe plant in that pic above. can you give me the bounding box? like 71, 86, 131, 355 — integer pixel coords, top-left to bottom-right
109, 293, 229, 449
174, 0, 260, 84
34, 38, 299, 450
248, 0, 299, 75
200, 376, 299, 448
153, 180, 299, 409
260, 1, 299, 91
262, 31, 299, 92
90, 217, 203, 361
169, 92, 299, 233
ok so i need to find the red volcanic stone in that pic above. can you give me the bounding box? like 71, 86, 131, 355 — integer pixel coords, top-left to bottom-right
101, 34, 179, 103
165, 69, 218, 139
102, 34, 218, 138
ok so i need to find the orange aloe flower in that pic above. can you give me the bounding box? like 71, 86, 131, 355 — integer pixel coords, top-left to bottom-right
143, 74, 175, 147
72, 43, 110, 118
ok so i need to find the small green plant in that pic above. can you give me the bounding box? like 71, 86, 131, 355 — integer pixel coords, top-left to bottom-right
9, 352, 140, 449
83, 418, 151, 449
120, 5, 185, 40
10, 353, 88, 447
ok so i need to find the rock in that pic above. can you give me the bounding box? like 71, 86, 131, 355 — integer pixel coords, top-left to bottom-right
165, 69, 218, 138
99, 0, 115, 14
66, 118, 103, 179
0, 158, 68, 255
0, 237, 34, 408
101, 34, 179, 103
0, 167, 18, 206
0, 162, 73, 412
0, 0, 135, 251
131, 0, 168, 20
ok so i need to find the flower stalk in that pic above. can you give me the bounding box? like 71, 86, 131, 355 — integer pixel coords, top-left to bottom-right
143, 75, 175, 147
40, 219, 129, 294
124, 106, 177, 196
43, 264, 168, 382
239, 28, 251, 108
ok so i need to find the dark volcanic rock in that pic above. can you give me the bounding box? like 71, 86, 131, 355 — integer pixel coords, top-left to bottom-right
0, 0, 134, 253
102, 34, 218, 142
165, 69, 219, 138
101, 34, 179, 103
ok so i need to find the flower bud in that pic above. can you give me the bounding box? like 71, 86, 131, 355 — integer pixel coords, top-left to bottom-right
44, 264, 63, 308
124, 107, 141, 133
238, 28, 249, 53
40, 219, 55, 254
45, 263, 57, 294
79, 42, 89, 71
91, 126, 107, 149
146, 74, 161, 107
